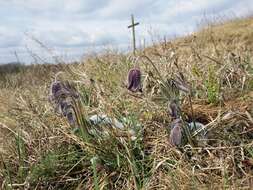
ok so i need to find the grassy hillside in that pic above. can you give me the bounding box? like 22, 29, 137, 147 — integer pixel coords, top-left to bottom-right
0, 17, 253, 189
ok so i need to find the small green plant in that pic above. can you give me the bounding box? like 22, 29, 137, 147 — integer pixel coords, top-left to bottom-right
1, 154, 13, 190
29, 145, 88, 188
31, 151, 58, 180
15, 132, 28, 183
91, 157, 99, 190
205, 65, 220, 104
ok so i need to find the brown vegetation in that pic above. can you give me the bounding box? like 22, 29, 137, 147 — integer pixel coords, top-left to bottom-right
0, 17, 253, 189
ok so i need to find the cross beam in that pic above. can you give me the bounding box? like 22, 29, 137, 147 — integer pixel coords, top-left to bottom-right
128, 14, 139, 55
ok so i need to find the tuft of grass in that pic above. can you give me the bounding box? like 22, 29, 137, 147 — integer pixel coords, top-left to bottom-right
205, 65, 220, 104
15, 132, 28, 183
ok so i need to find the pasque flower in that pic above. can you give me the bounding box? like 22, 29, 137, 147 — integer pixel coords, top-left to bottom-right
49, 81, 79, 126
169, 119, 182, 146
167, 99, 180, 119
127, 68, 142, 92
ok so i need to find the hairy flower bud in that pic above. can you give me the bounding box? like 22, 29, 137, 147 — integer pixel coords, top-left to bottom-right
127, 68, 142, 92
169, 119, 182, 146
49, 80, 79, 126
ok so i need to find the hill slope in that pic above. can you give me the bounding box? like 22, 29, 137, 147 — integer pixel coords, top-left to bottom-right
0, 17, 253, 189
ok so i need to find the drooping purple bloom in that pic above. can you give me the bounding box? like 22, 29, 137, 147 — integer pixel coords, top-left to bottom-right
51, 81, 62, 97
60, 101, 73, 116
66, 112, 75, 126
169, 119, 182, 147
127, 68, 142, 92
50, 81, 79, 102
167, 100, 180, 119
49, 80, 79, 126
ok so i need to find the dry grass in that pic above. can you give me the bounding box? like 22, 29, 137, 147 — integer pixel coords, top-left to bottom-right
0, 17, 253, 189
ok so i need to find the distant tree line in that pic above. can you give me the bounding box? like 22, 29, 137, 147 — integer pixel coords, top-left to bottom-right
0, 62, 25, 75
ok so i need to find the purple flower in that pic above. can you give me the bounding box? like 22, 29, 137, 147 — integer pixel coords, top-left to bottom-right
127, 68, 142, 92
51, 81, 62, 97
50, 81, 79, 102
66, 112, 75, 126
169, 119, 182, 146
49, 80, 79, 126
167, 100, 180, 119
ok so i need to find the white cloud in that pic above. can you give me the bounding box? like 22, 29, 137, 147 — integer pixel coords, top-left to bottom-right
97, 0, 155, 18
0, 0, 252, 63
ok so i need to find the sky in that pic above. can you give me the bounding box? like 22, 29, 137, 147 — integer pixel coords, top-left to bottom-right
0, 0, 252, 64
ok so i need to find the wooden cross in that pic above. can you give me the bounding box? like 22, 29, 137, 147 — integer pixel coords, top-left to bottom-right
128, 14, 139, 55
